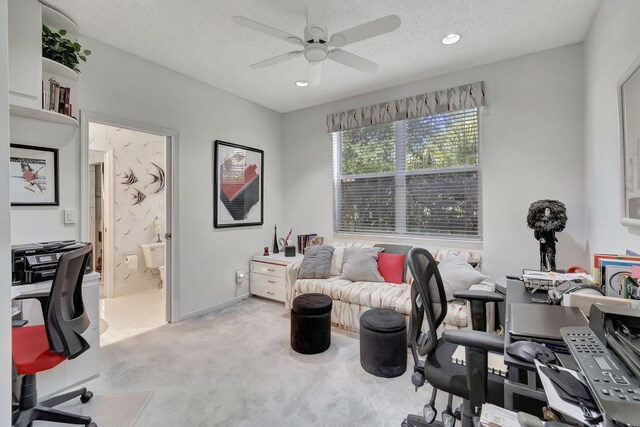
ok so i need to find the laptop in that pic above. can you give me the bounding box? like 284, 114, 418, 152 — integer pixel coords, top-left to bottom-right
509, 303, 587, 342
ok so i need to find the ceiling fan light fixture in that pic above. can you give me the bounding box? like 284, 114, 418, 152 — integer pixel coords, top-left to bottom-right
295, 80, 309, 87
442, 33, 461, 45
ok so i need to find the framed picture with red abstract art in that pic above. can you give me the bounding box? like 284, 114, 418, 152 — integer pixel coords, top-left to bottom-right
213, 140, 264, 228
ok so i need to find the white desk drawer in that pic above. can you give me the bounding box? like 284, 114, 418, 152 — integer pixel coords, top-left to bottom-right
251, 275, 285, 302
251, 272, 285, 289
253, 261, 287, 278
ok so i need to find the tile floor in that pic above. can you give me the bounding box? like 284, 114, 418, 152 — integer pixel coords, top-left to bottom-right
99, 287, 166, 346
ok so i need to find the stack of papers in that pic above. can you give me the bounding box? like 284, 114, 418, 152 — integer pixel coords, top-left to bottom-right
522, 270, 592, 285
479, 404, 520, 427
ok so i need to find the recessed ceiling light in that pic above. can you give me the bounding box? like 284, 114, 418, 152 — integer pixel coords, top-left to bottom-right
295, 80, 308, 87
442, 33, 461, 45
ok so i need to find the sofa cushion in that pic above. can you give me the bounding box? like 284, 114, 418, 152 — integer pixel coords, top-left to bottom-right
438, 254, 489, 301
341, 247, 384, 282
298, 245, 334, 279
373, 244, 412, 281
377, 253, 405, 284
330, 242, 374, 276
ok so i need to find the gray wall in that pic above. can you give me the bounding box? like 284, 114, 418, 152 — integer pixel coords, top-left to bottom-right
0, 0, 11, 422
78, 37, 284, 319
584, 0, 640, 254
283, 44, 587, 278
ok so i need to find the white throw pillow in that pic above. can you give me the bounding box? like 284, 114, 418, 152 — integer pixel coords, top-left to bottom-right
438, 254, 488, 301
330, 247, 344, 276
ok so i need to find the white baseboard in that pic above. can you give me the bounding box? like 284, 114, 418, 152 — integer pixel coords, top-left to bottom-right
176, 293, 250, 321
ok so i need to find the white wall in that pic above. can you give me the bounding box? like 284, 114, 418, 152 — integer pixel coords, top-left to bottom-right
0, 0, 12, 422
79, 37, 284, 318
9, 117, 79, 244
283, 44, 587, 278
584, 0, 640, 254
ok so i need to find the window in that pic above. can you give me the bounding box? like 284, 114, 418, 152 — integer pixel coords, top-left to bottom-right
332, 108, 481, 239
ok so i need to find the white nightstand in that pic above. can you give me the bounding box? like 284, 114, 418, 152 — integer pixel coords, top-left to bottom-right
250, 252, 303, 302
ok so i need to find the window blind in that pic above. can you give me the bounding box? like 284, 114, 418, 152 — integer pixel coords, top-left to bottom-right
333, 108, 481, 239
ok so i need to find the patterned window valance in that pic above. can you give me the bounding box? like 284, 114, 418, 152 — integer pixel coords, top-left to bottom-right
326, 81, 486, 133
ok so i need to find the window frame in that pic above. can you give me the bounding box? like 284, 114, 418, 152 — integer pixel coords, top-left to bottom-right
332, 108, 483, 241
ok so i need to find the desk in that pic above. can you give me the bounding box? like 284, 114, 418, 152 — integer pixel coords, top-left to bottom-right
12, 272, 101, 398
503, 278, 548, 411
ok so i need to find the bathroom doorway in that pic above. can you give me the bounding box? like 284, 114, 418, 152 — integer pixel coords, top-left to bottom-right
81, 113, 176, 345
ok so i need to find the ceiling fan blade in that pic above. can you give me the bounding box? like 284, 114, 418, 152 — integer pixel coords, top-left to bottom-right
329, 15, 401, 47
232, 16, 303, 46
250, 51, 303, 69
307, 0, 328, 35
307, 61, 323, 87
328, 49, 378, 73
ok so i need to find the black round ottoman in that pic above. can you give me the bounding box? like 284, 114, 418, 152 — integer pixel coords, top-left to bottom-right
290, 293, 332, 354
359, 308, 407, 377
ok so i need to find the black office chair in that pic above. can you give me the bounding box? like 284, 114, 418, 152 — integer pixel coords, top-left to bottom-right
12, 243, 96, 427
403, 248, 505, 427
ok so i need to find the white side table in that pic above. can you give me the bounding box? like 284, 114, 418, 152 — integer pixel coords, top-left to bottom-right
250, 252, 303, 302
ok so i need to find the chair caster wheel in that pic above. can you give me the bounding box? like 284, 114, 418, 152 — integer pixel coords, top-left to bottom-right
423, 404, 437, 424
87, 423, 97, 427
454, 408, 461, 420
443, 412, 456, 427
401, 419, 410, 427
80, 391, 93, 403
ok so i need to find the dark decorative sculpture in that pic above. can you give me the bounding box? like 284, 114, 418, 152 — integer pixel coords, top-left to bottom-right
527, 200, 567, 271
273, 224, 279, 254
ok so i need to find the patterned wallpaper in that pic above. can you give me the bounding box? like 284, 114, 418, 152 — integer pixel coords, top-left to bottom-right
89, 122, 166, 297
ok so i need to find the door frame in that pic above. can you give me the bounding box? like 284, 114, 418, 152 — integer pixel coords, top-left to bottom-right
79, 110, 179, 323
88, 148, 115, 298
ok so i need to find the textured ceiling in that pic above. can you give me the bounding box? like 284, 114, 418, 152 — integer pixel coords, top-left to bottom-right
44, 0, 600, 113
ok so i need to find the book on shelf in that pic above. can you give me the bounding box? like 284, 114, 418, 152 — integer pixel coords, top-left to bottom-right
296, 233, 317, 254
41, 78, 74, 118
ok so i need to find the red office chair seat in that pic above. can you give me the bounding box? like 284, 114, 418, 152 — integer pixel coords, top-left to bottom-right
12, 325, 66, 375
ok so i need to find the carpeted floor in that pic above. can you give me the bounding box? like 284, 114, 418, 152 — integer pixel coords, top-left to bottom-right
40, 297, 456, 426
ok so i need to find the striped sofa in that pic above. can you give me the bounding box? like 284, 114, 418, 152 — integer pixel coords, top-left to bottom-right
285, 242, 496, 334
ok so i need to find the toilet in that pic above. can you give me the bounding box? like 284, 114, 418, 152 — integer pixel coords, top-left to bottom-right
140, 242, 166, 292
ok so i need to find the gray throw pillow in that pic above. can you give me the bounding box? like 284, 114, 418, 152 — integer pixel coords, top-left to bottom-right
297, 245, 335, 279
340, 247, 384, 282
438, 254, 488, 301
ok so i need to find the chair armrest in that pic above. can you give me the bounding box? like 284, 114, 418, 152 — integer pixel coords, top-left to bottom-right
453, 289, 503, 331
442, 330, 504, 353
14, 291, 50, 319
14, 291, 50, 302
285, 261, 302, 310
453, 289, 504, 303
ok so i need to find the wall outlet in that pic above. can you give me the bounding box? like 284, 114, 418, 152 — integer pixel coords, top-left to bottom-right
64, 209, 76, 224
235, 270, 245, 285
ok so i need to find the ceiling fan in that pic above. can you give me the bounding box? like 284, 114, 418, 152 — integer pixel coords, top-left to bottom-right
232, 1, 401, 87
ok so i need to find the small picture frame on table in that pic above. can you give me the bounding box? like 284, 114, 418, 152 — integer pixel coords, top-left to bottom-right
213, 140, 264, 228
9, 144, 59, 206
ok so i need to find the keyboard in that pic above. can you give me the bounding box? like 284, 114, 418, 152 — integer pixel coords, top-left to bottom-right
561, 326, 640, 426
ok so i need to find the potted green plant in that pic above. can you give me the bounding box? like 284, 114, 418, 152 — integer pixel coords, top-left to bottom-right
42, 25, 91, 72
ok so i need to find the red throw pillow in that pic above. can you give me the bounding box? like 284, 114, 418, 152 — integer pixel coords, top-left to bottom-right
377, 252, 405, 284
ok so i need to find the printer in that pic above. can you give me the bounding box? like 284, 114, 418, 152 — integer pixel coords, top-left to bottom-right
11, 240, 92, 285
559, 305, 640, 427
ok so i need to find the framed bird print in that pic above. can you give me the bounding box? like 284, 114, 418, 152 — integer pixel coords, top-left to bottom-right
213, 140, 264, 228
9, 144, 59, 206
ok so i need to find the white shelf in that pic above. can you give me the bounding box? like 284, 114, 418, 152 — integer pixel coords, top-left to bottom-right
41, 4, 79, 37
42, 57, 79, 81
10, 104, 78, 127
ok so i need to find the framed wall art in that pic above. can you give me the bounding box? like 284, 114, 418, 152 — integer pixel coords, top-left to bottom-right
213, 140, 264, 228
9, 144, 59, 206
620, 58, 640, 227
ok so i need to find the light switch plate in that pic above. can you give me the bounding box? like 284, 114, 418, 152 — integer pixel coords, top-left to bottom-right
64, 209, 76, 224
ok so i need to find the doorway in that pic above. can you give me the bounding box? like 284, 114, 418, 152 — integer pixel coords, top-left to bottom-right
80, 112, 177, 346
